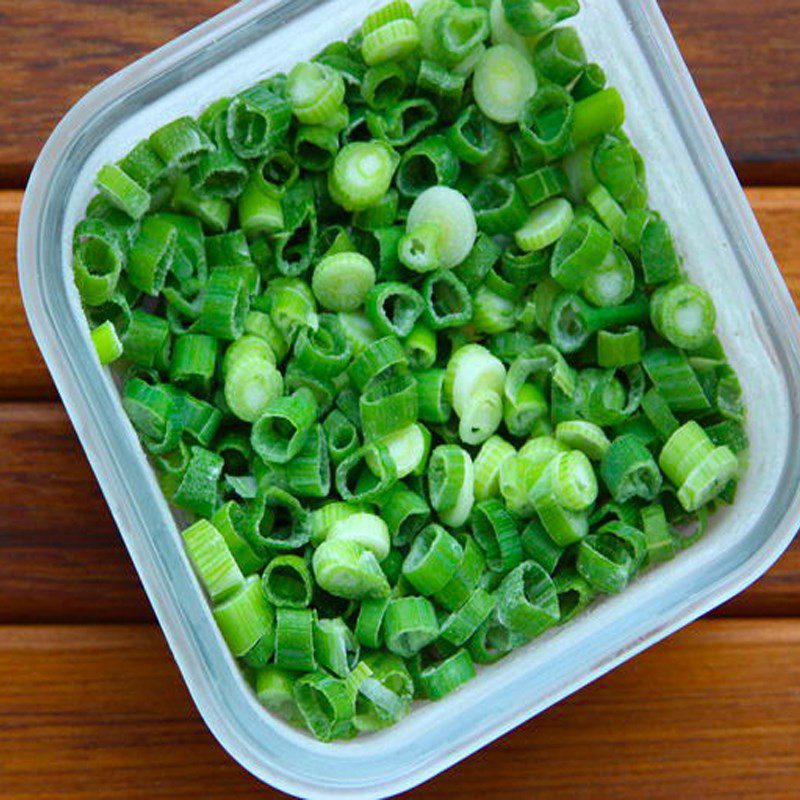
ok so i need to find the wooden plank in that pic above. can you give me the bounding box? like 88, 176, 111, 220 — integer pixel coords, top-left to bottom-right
0, 193, 54, 399
660, 1, 800, 185
0, 404, 151, 624
0, 401, 797, 623
4, 186, 800, 398
0, 621, 798, 799
2, 2, 800, 185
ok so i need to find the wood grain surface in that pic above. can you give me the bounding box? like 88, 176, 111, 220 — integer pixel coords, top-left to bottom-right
0, 621, 798, 799
4, 3, 800, 794
2, 1, 800, 186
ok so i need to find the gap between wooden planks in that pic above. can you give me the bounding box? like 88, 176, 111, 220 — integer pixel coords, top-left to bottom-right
3, 189, 800, 622
0, 620, 798, 799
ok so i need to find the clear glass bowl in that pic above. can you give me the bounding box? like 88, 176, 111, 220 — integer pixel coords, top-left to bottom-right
17, 1, 800, 797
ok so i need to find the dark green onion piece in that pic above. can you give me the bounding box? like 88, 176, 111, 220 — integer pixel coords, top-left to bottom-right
502, 0, 579, 36
534, 26, 586, 85
227, 80, 293, 160
365, 282, 426, 337
518, 84, 575, 165
402, 523, 463, 595
323, 409, 360, 464
149, 116, 214, 170
336, 442, 398, 503
469, 176, 529, 234
550, 217, 613, 291
549, 292, 649, 354
576, 521, 646, 594
496, 561, 560, 639
348, 335, 408, 391
396, 135, 460, 198
251, 388, 318, 465
196, 268, 250, 340
572, 62, 606, 100
600, 434, 663, 503
471, 499, 522, 573
642, 349, 711, 413
367, 98, 439, 148
421, 270, 473, 330
447, 104, 499, 165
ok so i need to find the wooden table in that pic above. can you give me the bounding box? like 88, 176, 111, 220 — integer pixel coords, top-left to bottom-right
2, 2, 800, 797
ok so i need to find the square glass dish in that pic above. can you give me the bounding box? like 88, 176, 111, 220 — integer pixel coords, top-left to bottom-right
18, 0, 800, 797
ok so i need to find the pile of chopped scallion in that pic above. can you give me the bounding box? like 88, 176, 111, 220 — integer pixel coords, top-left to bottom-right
74, 0, 747, 741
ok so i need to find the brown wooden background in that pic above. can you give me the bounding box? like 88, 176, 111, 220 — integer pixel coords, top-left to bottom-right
2, 1, 799, 797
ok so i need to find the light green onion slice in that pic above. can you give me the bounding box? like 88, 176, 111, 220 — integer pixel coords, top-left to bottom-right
515, 197, 574, 252
406, 186, 478, 269
359, 372, 419, 441
327, 512, 391, 561
650, 281, 717, 351
383, 596, 439, 657
212, 575, 274, 657
294, 671, 354, 741
182, 519, 244, 603
91, 320, 124, 365
659, 421, 738, 512
474, 436, 517, 501
368, 423, 430, 479
418, 649, 476, 699
262, 554, 314, 608
314, 618, 359, 679
361, 1, 421, 66
473, 45, 537, 125
329, 142, 399, 212
445, 343, 506, 417
288, 62, 346, 126
312, 539, 390, 599
555, 421, 610, 460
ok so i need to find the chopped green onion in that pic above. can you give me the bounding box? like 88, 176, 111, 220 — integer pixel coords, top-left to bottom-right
496, 561, 560, 639
213, 576, 274, 657
502, 0, 579, 36
262, 554, 314, 608
600, 434, 662, 503
650, 281, 717, 351
406, 186, 477, 268
418, 649, 476, 699
383, 596, 439, 657
473, 44, 537, 124
313, 538, 390, 599
329, 141, 399, 211
312, 252, 377, 313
